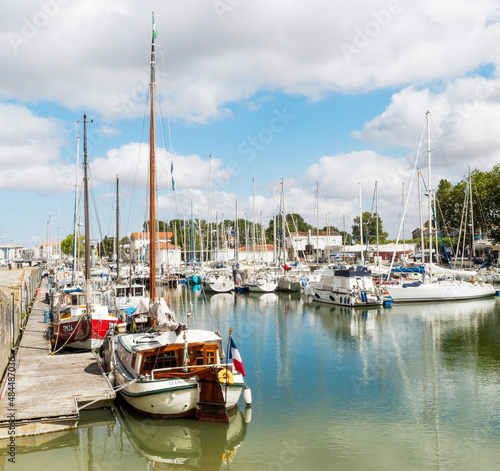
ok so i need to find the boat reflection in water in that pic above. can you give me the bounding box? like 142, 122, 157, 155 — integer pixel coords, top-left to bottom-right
114, 398, 250, 469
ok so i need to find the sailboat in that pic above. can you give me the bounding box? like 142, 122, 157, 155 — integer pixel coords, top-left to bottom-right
382, 111, 496, 303
202, 267, 235, 292
102, 13, 251, 421
50, 115, 118, 351
108, 175, 149, 332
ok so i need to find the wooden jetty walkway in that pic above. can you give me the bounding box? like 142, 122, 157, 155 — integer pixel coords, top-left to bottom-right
0, 281, 115, 438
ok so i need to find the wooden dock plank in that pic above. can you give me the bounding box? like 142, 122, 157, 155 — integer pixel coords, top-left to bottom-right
0, 283, 115, 437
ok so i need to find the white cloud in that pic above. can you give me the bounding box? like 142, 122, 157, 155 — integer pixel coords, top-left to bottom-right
2, 1, 500, 122
90, 143, 232, 190
353, 76, 500, 176
3, 0, 500, 245
0, 102, 73, 192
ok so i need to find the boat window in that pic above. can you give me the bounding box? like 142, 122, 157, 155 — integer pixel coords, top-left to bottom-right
206, 349, 216, 364
195, 349, 204, 365
184, 344, 218, 366
143, 350, 178, 372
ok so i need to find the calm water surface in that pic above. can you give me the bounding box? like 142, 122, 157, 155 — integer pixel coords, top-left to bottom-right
3, 288, 500, 470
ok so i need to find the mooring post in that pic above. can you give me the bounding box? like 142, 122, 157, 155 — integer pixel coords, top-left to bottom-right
10, 293, 15, 350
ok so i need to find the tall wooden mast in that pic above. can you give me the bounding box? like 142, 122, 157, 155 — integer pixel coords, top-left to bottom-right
115, 174, 120, 281
149, 12, 157, 299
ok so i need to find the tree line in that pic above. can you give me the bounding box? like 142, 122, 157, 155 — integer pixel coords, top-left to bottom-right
59, 164, 500, 257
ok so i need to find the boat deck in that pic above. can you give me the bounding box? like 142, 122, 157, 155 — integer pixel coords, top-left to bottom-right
0, 283, 115, 438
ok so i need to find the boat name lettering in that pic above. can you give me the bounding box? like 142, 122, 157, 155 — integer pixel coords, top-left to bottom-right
168, 379, 191, 387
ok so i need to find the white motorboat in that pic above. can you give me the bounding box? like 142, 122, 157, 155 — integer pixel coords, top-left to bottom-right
304, 265, 385, 307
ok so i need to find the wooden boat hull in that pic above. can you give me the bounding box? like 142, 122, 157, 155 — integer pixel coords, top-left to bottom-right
113, 359, 244, 420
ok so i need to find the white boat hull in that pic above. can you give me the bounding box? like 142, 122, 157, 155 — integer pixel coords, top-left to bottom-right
383, 281, 496, 303
203, 281, 235, 293
244, 282, 277, 293
304, 265, 384, 307
304, 285, 384, 307
113, 360, 244, 418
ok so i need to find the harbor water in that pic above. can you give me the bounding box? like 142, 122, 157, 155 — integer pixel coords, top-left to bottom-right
2, 287, 500, 470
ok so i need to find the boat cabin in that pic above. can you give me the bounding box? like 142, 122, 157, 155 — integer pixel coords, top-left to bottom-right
113, 284, 146, 298
117, 330, 225, 378
139, 342, 220, 376
62, 289, 105, 307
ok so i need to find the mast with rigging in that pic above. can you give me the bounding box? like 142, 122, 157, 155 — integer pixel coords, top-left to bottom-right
82, 114, 93, 312
149, 13, 158, 299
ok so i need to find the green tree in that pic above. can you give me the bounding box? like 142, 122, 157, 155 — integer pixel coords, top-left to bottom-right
435, 165, 500, 244
352, 212, 388, 244
60, 234, 84, 257
435, 178, 467, 236
98, 236, 115, 258
339, 231, 353, 245
265, 213, 314, 244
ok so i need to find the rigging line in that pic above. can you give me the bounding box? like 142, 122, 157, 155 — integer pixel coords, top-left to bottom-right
469, 172, 488, 236
157, 43, 182, 228
387, 116, 427, 278
362, 182, 378, 249
419, 170, 452, 266
125, 94, 149, 237
156, 98, 182, 229
86, 165, 106, 252
434, 199, 451, 240
158, 44, 175, 158
425, 112, 453, 195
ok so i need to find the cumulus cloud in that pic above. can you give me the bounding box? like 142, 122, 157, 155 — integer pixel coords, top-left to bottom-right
353, 76, 500, 176
2, 0, 500, 122
3, 0, 500, 245
0, 102, 73, 192
90, 143, 232, 190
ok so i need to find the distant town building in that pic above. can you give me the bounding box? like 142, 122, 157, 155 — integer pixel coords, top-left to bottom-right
1, 243, 27, 262
130, 232, 182, 266
33, 241, 60, 262
287, 231, 342, 260
237, 244, 275, 264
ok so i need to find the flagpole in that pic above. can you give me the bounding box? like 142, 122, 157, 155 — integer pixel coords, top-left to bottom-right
224, 327, 233, 403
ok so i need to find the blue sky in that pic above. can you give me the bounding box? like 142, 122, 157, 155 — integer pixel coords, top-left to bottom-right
1, 0, 500, 248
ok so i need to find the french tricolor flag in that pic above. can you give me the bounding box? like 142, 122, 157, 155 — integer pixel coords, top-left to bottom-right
229, 338, 246, 376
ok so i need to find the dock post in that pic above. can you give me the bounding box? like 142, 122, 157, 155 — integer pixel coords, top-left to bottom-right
10, 293, 15, 351
19, 286, 23, 329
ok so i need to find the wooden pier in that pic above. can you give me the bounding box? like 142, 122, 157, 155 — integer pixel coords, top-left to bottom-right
0, 283, 115, 438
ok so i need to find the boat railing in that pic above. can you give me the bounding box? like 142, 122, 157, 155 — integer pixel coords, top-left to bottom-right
151, 362, 234, 380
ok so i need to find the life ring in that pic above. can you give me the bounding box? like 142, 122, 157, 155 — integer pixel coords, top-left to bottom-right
218, 369, 234, 385
63, 271, 71, 278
